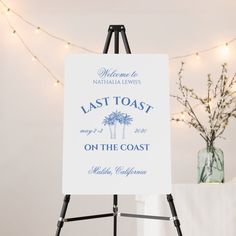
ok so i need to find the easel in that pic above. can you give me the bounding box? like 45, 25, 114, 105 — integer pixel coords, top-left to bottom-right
55, 25, 182, 236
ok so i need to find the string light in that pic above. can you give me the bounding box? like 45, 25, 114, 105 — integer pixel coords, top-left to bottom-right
35, 26, 40, 33
0, 0, 236, 94
222, 42, 230, 54
31, 56, 37, 61
225, 42, 229, 51
6, 7, 10, 15
220, 42, 230, 57
54, 80, 60, 87
0, 10, 63, 87
171, 39, 235, 61
1, 0, 236, 59
0, 0, 98, 53
64, 42, 70, 49
195, 52, 200, 60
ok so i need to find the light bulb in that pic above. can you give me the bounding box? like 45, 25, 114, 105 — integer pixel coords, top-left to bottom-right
181, 112, 185, 119
35, 27, 40, 33
65, 42, 70, 49
225, 42, 229, 51
32, 56, 37, 61
195, 52, 200, 60
54, 80, 60, 87
12, 30, 16, 35
220, 42, 230, 57
6, 8, 10, 15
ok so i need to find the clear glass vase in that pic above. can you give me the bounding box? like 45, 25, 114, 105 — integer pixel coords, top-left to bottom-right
197, 146, 224, 183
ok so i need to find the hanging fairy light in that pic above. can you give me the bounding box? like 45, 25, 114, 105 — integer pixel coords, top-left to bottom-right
6, 7, 10, 15
220, 42, 230, 57
64, 42, 71, 49
225, 42, 229, 51
1, 0, 236, 60
35, 26, 40, 33
0, 0, 98, 53
0, 10, 63, 87
54, 80, 60, 87
1, 0, 236, 95
195, 52, 200, 60
31, 56, 37, 61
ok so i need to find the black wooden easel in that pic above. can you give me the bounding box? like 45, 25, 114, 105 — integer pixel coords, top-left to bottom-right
55, 25, 182, 236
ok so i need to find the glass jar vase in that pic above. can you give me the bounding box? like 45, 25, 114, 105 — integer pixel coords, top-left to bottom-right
197, 146, 224, 183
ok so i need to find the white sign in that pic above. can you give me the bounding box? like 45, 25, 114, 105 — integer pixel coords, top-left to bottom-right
63, 54, 171, 194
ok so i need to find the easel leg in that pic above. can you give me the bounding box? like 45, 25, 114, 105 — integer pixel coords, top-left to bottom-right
55, 195, 71, 236
120, 28, 131, 54
167, 194, 182, 236
113, 195, 118, 236
103, 27, 113, 53
114, 31, 119, 54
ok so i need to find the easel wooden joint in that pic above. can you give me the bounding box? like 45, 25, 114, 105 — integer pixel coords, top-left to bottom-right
55, 25, 183, 236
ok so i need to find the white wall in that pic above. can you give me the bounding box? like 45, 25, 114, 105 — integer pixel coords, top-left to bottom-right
1, 0, 236, 235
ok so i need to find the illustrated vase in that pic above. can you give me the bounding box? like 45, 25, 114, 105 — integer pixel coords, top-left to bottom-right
197, 145, 224, 183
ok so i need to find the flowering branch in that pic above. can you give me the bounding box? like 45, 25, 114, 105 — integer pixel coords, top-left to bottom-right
172, 62, 236, 146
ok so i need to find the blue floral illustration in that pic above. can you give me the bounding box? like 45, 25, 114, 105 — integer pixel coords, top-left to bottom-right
103, 111, 133, 139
